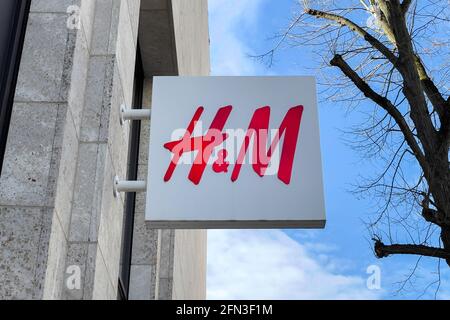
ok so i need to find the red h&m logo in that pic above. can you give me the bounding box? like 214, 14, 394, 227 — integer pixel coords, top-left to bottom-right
163, 105, 304, 185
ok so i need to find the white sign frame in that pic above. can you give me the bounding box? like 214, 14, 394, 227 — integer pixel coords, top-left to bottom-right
145, 76, 326, 229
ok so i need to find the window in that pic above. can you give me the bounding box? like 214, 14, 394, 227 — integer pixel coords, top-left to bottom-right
118, 45, 144, 300
0, 0, 31, 174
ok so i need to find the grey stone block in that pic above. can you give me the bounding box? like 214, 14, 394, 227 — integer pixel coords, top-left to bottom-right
93, 147, 126, 291
92, 247, 114, 299
62, 242, 98, 300
63, 242, 88, 299
158, 229, 175, 279
134, 164, 147, 213
15, 13, 69, 102
88, 144, 108, 242
142, 78, 153, 108
33, 208, 59, 299
80, 55, 115, 142
126, 0, 141, 47
106, 64, 130, 180
0, 103, 58, 206
69, 142, 106, 242
137, 79, 151, 171
0, 207, 46, 299
131, 210, 158, 265
157, 278, 173, 300
68, 143, 98, 242
172, 0, 210, 76
116, 0, 137, 106
58, 29, 78, 103
82, 242, 98, 299
138, 118, 150, 165
67, 27, 90, 137
172, 230, 207, 299
48, 105, 78, 237
96, 193, 124, 292
42, 211, 68, 299
80, 0, 96, 50
108, 0, 122, 54
31, 0, 74, 13
90, 0, 113, 55
129, 265, 153, 300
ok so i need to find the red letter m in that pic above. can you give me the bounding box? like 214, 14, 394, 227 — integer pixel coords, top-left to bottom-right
231, 105, 304, 185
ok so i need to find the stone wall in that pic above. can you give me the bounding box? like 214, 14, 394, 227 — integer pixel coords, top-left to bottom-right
0, 0, 141, 299
0, 0, 209, 300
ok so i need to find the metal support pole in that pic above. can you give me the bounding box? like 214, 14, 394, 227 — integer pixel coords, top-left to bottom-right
120, 104, 151, 124
113, 176, 147, 197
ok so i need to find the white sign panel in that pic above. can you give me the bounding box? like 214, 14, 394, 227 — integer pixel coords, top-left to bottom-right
145, 76, 325, 229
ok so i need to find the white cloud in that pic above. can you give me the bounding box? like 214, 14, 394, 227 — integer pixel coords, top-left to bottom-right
208, 0, 268, 75
207, 229, 383, 299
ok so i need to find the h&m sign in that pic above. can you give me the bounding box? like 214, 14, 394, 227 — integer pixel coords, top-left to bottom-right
145, 77, 325, 229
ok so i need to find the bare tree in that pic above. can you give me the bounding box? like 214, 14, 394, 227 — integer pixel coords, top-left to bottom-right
261, 0, 449, 275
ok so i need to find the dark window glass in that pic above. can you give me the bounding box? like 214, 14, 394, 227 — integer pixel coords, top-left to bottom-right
118, 45, 144, 300
0, 0, 31, 174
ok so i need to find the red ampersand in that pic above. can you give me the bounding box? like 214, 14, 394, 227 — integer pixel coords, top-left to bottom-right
212, 149, 229, 173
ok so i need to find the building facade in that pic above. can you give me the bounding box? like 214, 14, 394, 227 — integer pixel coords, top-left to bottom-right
0, 0, 209, 300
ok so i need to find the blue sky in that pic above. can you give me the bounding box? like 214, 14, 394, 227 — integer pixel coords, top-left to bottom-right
206, 0, 450, 300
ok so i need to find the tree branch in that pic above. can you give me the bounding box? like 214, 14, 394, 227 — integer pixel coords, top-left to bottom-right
377, 0, 438, 157
306, 5, 441, 149
305, 8, 398, 65
369, 0, 397, 45
401, 0, 412, 15
374, 240, 450, 260
330, 53, 430, 177
414, 55, 448, 123
422, 208, 445, 227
